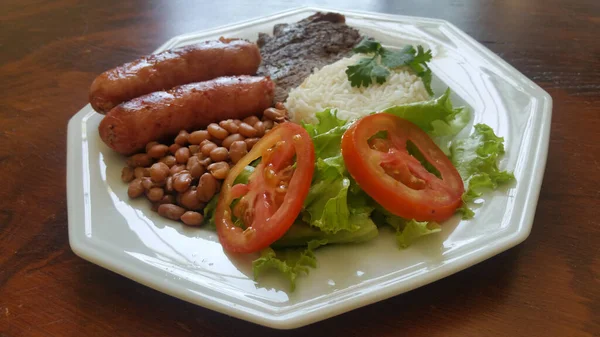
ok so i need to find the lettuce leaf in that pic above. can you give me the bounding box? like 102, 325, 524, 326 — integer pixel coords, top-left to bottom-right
371, 206, 441, 248
315, 154, 346, 181
347, 179, 376, 216
396, 220, 441, 248
302, 176, 356, 233
275, 213, 378, 248
300, 109, 367, 233
383, 88, 470, 138
202, 195, 219, 229
252, 239, 328, 291
456, 204, 475, 219
303, 108, 348, 137
450, 124, 515, 203
303, 109, 349, 160
233, 165, 255, 184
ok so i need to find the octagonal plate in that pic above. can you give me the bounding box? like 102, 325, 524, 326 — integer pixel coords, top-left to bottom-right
67, 6, 552, 329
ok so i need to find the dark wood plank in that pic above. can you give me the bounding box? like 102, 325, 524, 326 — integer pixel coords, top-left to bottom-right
0, 0, 598, 336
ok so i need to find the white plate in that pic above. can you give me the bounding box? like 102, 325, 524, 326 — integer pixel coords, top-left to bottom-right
67, 6, 552, 329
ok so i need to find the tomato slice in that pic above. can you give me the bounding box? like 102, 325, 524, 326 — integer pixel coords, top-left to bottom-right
215, 122, 315, 253
341, 113, 464, 222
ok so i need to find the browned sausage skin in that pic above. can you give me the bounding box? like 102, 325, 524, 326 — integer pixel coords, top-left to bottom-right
89, 38, 261, 114
98, 76, 274, 155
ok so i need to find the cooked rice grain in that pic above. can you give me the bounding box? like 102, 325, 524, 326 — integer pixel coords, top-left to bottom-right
285, 54, 430, 123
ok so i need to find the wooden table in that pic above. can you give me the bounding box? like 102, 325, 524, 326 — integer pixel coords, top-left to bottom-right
1, 0, 598, 336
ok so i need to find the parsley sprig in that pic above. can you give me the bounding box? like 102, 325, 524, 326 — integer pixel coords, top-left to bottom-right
345, 38, 434, 95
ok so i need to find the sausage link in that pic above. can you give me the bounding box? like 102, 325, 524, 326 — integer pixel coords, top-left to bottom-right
89, 39, 261, 113
98, 76, 274, 155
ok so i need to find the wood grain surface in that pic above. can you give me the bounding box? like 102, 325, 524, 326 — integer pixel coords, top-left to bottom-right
1, 0, 599, 336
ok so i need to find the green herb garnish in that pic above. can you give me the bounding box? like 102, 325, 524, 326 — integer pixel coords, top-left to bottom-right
345, 38, 434, 95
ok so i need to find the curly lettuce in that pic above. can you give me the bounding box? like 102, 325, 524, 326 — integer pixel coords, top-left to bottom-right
248, 91, 515, 290
252, 239, 327, 291
384, 89, 470, 137
371, 206, 441, 248
450, 124, 515, 217
300, 109, 369, 233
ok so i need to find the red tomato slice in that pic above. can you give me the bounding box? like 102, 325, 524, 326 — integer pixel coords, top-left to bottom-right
341, 113, 464, 222
215, 122, 315, 254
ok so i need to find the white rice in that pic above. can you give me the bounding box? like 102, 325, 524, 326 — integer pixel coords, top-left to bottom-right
285, 54, 430, 124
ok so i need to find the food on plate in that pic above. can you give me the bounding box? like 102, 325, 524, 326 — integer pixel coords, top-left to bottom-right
99, 76, 275, 155
120, 106, 287, 225
341, 113, 464, 222
345, 39, 433, 94
89, 38, 261, 113
257, 12, 361, 102
285, 53, 430, 124
215, 122, 315, 253
250, 90, 512, 289
89, 12, 515, 291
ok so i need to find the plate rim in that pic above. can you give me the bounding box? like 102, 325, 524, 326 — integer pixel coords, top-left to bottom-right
67, 5, 553, 329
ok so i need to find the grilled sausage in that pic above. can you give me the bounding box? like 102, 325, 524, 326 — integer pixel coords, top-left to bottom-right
89, 38, 261, 114
98, 76, 274, 155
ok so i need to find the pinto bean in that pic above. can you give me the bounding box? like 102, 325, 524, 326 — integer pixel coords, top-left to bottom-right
180, 211, 204, 226
158, 204, 186, 220
174, 130, 190, 146
208, 162, 229, 180
196, 173, 217, 202
189, 130, 210, 145
210, 147, 229, 162
127, 153, 152, 167
222, 133, 245, 149
127, 178, 144, 198
229, 141, 248, 164
207, 123, 229, 140
238, 122, 257, 138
